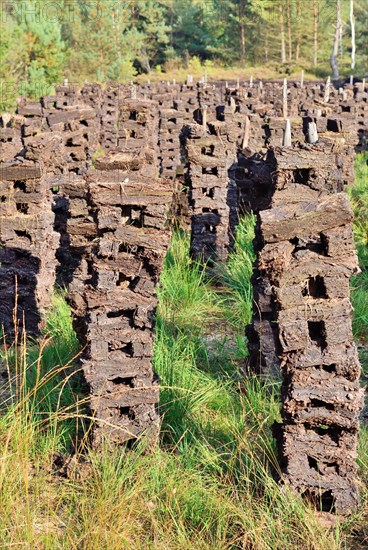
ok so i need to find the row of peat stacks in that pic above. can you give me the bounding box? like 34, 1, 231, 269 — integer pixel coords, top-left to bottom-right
247, 142, 364, 513
0, 78, 366, 512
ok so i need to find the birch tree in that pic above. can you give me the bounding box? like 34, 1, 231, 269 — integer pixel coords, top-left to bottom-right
350, 0, 356, 69
313, 0, 318, 67
330, 0, 342, 79
279, 2, 286, 64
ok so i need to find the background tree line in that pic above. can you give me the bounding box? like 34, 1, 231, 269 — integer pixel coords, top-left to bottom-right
0, 0, 367, 109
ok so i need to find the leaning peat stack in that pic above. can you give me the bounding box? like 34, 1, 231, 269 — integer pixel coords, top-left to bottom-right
250, 142, 363, 512
76, 146, 173, 447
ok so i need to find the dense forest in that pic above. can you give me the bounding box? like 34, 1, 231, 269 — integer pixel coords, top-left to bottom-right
0, 0, 368, 109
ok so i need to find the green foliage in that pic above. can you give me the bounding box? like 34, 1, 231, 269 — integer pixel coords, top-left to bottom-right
157, 230, 220, 332
1, 0, 368, 112
64, 0, 138, 82
219, 213, 256, 331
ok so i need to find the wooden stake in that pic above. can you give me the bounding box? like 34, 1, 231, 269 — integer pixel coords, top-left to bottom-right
307, 121, 318, 144
300, 70, 304, 88
350, 74, 354, 85
202, 105, 207, 129
283, 119, 291, 147
250, 75, 253, 88
230, 96, 236, 113
242, 116, 251, 149
324, 76, 330, 103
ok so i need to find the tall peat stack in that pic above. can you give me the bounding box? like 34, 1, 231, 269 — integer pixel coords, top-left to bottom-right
185, 123, 236, 264
77, 148, 173, 446
250, 142, 364, 512
0, 160, 59, 335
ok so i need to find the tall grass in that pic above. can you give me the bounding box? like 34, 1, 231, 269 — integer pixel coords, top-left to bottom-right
349, 153, 368, 350
219, 214, 256, 332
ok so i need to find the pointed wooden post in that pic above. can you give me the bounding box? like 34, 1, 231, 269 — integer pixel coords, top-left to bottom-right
236, 77, 240, 90
307, 121, 318, 144
324, 76, 331, 103
202, 105, 208, 129
259, 80, 263, 91
283, 119, 291, 147
300, 70, 304, 88
130, 83, 137, 99
230, 96, 236, 113
250, 75, 253, 88
242, 116, 251, 149
350, 74, 354, 85
363, 78, 366, 91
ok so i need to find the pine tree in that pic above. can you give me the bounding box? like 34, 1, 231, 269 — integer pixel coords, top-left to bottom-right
64, 0, 138, 82
12, 0, 65, 97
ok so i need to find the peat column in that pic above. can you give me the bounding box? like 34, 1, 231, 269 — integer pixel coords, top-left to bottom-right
251, 142, 364, 513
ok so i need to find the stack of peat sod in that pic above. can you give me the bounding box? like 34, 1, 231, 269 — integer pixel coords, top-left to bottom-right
99, 83, 121, 151
0, 159, 59, 335
75, 124, 173, 446
249, 142, 364, 513
184, 122, 237, 263
158, 107, 183, 179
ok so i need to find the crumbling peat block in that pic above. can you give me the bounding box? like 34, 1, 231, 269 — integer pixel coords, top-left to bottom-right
0, 115, 24, 162
69, 151, 174, 447
248, 142, 363, 513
